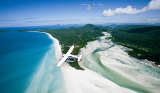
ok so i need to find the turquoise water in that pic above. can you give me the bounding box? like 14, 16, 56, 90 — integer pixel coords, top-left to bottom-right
82, 36, 160, 93
0, 31, 64, 93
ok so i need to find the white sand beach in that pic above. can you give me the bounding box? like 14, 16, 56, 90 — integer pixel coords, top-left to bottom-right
44, 32, 160, 93
61, 64, 136, 93
44, 32, 62, 60
48, 32, 137, 93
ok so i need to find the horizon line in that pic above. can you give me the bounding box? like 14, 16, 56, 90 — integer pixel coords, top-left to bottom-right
0, 23, 160, 28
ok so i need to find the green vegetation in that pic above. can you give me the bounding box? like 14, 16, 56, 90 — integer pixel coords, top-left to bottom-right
20, 24, 160, 68
40, 24, 109, 69
110, 25, 160, 65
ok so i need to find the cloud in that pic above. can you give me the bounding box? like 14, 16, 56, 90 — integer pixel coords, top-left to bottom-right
146, 0, 160, 10
80, 4, 92, 10
103, 0, 160, 16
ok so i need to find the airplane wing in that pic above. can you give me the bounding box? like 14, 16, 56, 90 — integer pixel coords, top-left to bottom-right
57, 54, 69, 66
66, 45, 74, 55
57, 45, 74, 67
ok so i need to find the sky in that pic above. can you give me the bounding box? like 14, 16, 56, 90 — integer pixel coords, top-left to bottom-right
0, 0, 160, 27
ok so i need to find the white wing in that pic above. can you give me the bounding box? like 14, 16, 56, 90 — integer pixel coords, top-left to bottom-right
57, 45, 74, 67
66, 45, 74, 55
57, 54, 69, 67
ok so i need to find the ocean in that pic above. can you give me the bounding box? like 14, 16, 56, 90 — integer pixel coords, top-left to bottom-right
0, 31, 64, 93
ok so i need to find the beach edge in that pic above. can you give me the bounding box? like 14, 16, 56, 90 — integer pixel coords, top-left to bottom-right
42, 32, 62, 61
28, 31, 62, 61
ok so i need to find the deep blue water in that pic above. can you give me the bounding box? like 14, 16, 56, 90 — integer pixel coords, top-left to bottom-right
0, 31, 63, 93
0, 24, 82, 31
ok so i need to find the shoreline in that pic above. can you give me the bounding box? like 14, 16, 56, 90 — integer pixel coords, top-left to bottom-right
44, 32, 62, 61
26, 31, 160, 93
24, 31, 64, 93
60, 32, 136, 93
27, 31, 63, 61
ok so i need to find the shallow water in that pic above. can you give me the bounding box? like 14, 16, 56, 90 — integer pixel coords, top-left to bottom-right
82, 33, 160, 93
0, 31, 64, 93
